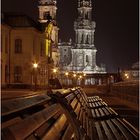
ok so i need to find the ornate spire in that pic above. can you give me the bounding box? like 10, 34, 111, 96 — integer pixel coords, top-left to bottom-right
78, 0, 80, 7
39, 0, 56, 5
89, 0, 92, 7
78, 0, 92, 8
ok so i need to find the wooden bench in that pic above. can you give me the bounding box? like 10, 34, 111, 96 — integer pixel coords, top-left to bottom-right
51, 87, 139, 140
2, 88, 139, 140
2, 91, 88, 140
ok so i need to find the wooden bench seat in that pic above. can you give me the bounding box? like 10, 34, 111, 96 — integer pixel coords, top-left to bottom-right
2, 92, 88, 140
70, 88, 119, 120
90, 106, 119, 120
89, 118, 138, 140
52, 87, 139, 140
2, 88, 139, 140
88, 101, 107, 108
88, 96, 102, 103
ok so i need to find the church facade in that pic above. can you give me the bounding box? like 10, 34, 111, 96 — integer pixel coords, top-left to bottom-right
59, 0, 106, 74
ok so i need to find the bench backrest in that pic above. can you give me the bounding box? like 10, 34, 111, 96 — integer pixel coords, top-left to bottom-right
2, 92, 82, 140
52, 87, 139, 140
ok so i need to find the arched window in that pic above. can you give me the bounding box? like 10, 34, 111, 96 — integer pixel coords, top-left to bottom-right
86, 55, 89, 63
44, 11, 52, 20
86, 35, 89, 44
15, 39, 22, 53
81, 34, 84, 43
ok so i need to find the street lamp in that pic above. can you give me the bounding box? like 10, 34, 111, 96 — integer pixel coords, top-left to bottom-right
65, 72, 69, 88
72, 73, 77, 86
65, 72, 69, 76
53, 68, 57, 78
33, 63, 38, 68
33, 63, 38, 91
124, 73, 129, 80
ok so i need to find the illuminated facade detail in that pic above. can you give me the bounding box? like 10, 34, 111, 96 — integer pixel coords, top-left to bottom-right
1, 15, 48, 87
38, 0, 60, 77
38, 0, 57, 23
59, 0, 106, 74
1, 0, 59, 88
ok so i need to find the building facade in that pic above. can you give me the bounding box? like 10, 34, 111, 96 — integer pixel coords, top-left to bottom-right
121, 62, 139, 81
38, 0, 60, 78
59, 0, 106, 74
58, 0, 106, 86
1, 0, 59, 88
1, 14, 48, 88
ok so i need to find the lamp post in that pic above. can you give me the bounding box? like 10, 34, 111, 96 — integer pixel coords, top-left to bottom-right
53, 68, 57, 78
33, 63, 38, 91
124, 73, 129, 80
73, 73, 77, 87
65, 72, 69, 88
83, 73, 86, 87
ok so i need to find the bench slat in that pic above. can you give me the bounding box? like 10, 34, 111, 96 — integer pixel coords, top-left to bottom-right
95, 122, 104, 140
62, 125, 74, 140
111, 118, 134, 139
3, 104, 61, 140
106, 119, 121, 140
101, 121, 114, 140
42, 114, 67, 140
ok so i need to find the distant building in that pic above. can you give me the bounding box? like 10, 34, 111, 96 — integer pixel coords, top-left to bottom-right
1, 0, 59, 88
58, 0, 106, 86
58, 0, 106, 74
121, 62, 139, 81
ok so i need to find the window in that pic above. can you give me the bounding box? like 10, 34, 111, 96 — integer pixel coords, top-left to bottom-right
86, 55, 89, 63
81, 34, 84, 43
1, 36, 3, 52
15, 39, 22, 53
5, 65, 8, 83
86, 35, 89, 44
5, 36, 8, 53
14, 66, 22, 83
33, 38, 35, 55
40, 42, 44, 56
44, 11, 51, 20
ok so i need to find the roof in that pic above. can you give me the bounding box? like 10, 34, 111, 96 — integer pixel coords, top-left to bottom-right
2, 13, 45, 32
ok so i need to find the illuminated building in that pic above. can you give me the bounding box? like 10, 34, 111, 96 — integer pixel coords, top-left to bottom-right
38, 0, 59, 78
1, 0, 59, 88
121, 62, 139, 81
58, 0, 106, 74
1, 14, 48, 88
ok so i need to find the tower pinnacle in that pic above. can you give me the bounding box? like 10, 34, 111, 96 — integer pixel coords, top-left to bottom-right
38, 0, 57, 23
78, 0, 92, 8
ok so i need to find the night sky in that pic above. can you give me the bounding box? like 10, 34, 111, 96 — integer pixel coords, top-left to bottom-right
2, 0, 139, 72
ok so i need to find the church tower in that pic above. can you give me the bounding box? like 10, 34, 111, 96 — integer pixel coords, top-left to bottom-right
69, 0, 98, 73
38, 0, 57, 23
38, 0, 60, 77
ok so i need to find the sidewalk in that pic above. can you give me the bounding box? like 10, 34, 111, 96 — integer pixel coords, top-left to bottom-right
1, 89, 47, 100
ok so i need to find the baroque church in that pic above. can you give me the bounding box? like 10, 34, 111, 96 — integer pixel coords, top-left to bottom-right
58, 0, 106, 74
